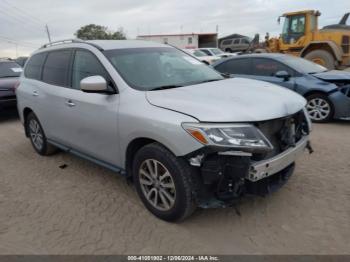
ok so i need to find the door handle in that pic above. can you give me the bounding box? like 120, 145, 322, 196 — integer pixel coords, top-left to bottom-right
65, 100, 75, 107
32, 91, 38, 97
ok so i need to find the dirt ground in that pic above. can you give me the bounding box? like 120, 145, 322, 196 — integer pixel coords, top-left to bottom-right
0, 109, 349, 255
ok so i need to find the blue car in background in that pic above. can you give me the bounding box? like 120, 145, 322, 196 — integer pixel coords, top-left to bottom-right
213, 54, 350, 122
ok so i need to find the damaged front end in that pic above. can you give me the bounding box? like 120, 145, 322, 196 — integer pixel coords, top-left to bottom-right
184, 110, 312, 208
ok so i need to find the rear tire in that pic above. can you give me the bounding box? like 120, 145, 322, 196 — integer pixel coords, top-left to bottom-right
306, 93, 334, 123
26, 112, 57, 155
225, 48, 232, 53
304, 50, 335, 70
132, 143, 196, 222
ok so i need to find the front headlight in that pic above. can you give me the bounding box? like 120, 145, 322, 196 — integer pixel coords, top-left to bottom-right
182, 123, 273, 152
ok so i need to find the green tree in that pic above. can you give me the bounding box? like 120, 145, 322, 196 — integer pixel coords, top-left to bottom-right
75, 24, 126, 40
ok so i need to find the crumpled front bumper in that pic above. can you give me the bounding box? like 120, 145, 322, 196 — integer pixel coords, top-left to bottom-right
247, 136, 309, 182
329, 90, 350, 120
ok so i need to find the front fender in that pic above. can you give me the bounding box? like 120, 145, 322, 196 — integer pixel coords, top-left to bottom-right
295, 76, 339, 96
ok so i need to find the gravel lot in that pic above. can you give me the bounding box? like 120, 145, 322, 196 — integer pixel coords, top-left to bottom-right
0, 109, 349, 255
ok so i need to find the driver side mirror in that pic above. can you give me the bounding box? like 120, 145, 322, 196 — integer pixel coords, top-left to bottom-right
80, 75, 108, 93
275, 70, 291, 81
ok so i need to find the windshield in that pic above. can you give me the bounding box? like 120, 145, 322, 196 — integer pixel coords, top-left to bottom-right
192, 50, 207, 57
211, 48, 224, 55
0, 61, 22, 78
281, 55, 327, 74
104, 47, 223, 91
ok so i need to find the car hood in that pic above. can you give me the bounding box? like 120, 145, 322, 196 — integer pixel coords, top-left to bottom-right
312, 70, 350, 81
146, 78, 306, 122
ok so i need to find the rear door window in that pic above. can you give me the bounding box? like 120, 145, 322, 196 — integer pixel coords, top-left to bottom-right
215, 58, 252, 75
71, 50, 111, 90
24, 53, 47, 80
222, 39, 232, 45
42, 50, 72, 87
252, 58, 293, 76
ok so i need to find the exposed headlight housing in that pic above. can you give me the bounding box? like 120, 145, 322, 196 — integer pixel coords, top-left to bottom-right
182, 123, 273, 152
303, 107, 312, 132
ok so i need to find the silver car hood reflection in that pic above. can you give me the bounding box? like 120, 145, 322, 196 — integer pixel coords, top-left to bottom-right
146, 78, 306, 122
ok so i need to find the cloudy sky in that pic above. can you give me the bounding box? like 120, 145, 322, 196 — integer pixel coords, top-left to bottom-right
0, 0, 349, 57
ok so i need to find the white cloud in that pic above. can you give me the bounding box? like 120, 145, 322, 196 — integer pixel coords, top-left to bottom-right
0, 0, 349, 57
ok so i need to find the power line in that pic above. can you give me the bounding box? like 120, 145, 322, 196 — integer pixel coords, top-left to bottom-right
1, 0, 46, 27
0, 1, 53, 42
0, 35, 39, 48
0, 7, 44, 30
0, 8, 45, 36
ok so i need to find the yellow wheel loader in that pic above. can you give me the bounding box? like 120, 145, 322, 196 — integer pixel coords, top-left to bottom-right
264, 10, 350, 69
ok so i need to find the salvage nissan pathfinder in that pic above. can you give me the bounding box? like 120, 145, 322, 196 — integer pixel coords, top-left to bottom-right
16, 40, 312, 221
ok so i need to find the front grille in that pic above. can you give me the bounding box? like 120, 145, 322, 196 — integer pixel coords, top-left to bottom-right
0, 95, 16, 101
342, 35, 350, 54
253, 111, 309, 161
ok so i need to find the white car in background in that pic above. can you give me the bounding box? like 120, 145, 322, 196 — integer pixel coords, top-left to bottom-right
182, 49, 221, 65
199, 48, 236, 58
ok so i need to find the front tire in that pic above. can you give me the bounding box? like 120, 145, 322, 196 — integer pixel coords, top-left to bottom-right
304, 50, 335, 70
306, 93, 334, 123
132, 143, 196, 222
26, 112, 57, 155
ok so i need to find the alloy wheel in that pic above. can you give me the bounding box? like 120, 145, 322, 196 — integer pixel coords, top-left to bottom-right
306, 98, 331, 121
29, 119, 44, 151
138, 159, 176, 211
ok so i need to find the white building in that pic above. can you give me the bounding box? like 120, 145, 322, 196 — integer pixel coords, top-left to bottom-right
137, 33, 218, 49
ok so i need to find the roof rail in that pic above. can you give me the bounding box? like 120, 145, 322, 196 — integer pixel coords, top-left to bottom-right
40, 39, 103, 50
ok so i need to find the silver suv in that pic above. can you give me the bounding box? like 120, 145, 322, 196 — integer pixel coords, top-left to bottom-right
17, 39, 312, 221
220, 37, 251, 53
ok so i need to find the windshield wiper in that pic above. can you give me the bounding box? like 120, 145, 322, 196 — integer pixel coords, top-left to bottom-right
309, 70, 329, 74
192, 78, 224, 85
150, 85, 183, 91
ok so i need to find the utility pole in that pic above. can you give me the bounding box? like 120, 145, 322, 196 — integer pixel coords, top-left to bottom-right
216, 25, 219, 48
15, 43, 18, 58
45, 24, 52, 43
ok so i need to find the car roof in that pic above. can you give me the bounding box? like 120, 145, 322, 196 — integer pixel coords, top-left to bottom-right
232, 53, 288, 59
87, 40, 168, 50
35, 40, 168, 54
212, 53, 292, 66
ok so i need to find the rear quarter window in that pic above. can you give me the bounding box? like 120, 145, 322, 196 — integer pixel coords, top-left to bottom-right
24, 53, 47, 80
222, 39, 233, 45
215, 58, 251, 75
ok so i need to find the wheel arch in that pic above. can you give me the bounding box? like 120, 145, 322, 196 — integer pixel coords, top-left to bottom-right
23, 107, 34, 137
303, 88, 337, 98
125, 137, 174, 179
300, 41, 343, 62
